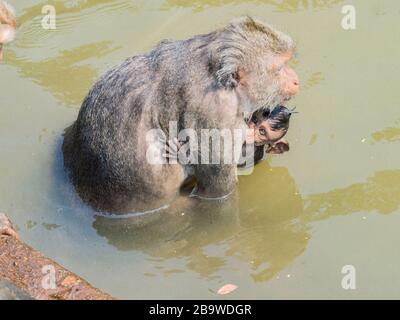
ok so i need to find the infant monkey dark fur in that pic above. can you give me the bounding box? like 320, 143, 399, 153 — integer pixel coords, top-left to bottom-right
247, 105, 297, 162
166, 105, 296, 166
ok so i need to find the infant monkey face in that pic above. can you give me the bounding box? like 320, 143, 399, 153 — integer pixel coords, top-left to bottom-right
248, 105, 294, 146
254, 122, 287, 146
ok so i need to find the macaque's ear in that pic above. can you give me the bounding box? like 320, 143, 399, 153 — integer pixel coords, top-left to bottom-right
0, 24, 15, 44
236, 68, 248, 86
215, 67, 248, 89
215, 69, 238, 89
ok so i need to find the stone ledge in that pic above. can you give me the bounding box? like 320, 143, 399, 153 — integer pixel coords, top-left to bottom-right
0, 213, 114, 300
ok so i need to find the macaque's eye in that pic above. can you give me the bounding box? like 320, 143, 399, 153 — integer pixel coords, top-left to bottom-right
272, 64, 284, 76
277, 63, 286, 71
259, 128, 266, 136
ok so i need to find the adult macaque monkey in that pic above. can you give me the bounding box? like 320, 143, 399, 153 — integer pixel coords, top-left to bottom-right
0, 1, 16, 61
63, 17, 299, 213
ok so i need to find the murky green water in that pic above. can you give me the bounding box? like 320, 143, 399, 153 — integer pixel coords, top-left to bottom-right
1, 0, 400, 299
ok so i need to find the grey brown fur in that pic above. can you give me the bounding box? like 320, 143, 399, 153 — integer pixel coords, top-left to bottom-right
63, 17, 295, 212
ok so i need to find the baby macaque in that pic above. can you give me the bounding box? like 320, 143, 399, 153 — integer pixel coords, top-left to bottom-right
0, 1, 16, 61
164, 105, 295, 162
246, 105, 296, 155
163, 105, 296, 194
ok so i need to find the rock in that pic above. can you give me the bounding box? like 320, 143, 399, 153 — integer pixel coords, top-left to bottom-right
0, 212, 19, 239
61, 276, 79, 287
0, 213, 113, 300
0, 279, 32, 300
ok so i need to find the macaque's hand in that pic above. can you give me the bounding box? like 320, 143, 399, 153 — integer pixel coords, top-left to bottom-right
162, 137, 181, 160
163, 138, 193, 164
266, 139, 290, 154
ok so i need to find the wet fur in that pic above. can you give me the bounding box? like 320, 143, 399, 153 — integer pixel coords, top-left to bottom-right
63, 17, 295, 212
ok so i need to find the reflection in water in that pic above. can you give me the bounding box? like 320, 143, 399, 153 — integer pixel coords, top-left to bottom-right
7, 42, 117, 107
5, 0, 138, 107
235, 163, 307, 282
304, 170, 400, 220
16, 0, 135, 28
94, 162, 307, 282
304, 71, 324, 90
94, 195, 241, 279
4, 0, 399, 299
4, 0, 343, 107
309, 133, 318, 145
42, 222, 61, 231
163, 0, 344, 12
93, 164, 400, 283
372, 126, 400, 143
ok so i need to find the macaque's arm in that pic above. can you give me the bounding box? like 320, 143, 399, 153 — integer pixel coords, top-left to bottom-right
191, 91, 244, 199
162, 137, 182, 161
193, 163, 237, 199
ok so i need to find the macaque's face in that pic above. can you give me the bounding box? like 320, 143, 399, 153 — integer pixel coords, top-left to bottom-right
242, 50, 300, 110
272, 51, 300, 99
247, 121, 287, 146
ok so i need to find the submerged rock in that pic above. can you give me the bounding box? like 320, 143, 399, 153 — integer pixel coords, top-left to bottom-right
0, 212, 113, 300
0, 279, 32, 300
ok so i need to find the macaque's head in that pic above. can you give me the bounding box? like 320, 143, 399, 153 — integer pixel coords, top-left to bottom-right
0, 1, 16, 61
247, 106, 294, 146
213, 17, 299, 114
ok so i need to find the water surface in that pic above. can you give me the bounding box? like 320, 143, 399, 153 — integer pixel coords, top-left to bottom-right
1, 0, 400, 299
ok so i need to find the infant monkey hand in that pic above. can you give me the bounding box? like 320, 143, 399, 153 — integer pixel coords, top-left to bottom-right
266, 139, 290, 154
